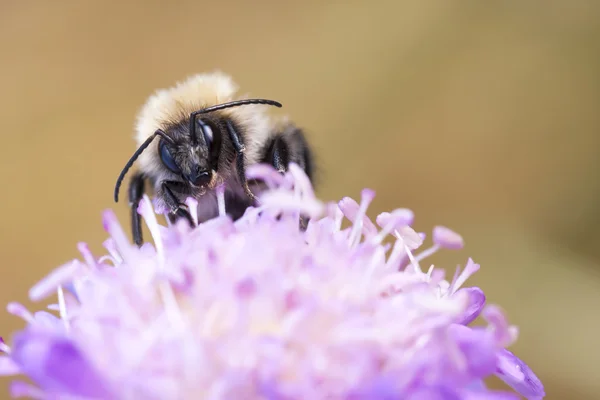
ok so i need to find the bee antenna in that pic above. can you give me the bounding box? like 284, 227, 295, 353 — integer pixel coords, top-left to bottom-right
114, 129, 173, 203
188, 98, 282, 146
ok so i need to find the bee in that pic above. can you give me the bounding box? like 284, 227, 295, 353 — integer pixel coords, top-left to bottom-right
113, 72, 315, 246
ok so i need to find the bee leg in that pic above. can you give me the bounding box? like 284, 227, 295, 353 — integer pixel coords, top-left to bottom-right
263, 125, 314, 182
262, 126, 315, 230
225, 120, 257, 203
128, 172, 146, 246
161, 181, 195, 228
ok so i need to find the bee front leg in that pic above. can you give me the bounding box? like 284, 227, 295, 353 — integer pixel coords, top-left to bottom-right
161, 181, 195, 228
225, 120, 257, 203
128, 172, 146, 246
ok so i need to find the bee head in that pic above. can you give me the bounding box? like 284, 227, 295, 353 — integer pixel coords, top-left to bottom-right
158, 117, 222, 188
114, 99, 282, 203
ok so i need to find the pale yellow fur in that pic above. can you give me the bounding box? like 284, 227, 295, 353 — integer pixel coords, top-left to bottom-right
134, 71, 272, 178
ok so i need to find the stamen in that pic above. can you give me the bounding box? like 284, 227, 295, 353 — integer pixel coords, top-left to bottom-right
403, 243, 422, 273
57, 286, 70, 332
449, 258, 480, 294
103, 238, 123, 265
333, 205, 344, 232
102, 210, 136, 262
246, 164, 286, 189
338, 197, 378, 238
0, 340, 11, 355
433, 226, 464, 250
414, 244, 441, 263
158, 281, 186, 332
216, 184, 226, 217
29, 260, 81, 302
385, 239, 407, 270
348, 189, 375, 247
288, 163, 314, 199
77, 243, 97, 269
97, 255, 118, 266
185, 197, 199, 226
138, 196, 164, 259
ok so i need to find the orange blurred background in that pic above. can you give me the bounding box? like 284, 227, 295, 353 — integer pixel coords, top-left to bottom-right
1, 1, 599, 398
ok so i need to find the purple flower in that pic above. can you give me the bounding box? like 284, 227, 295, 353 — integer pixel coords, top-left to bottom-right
0, 164, 544, 399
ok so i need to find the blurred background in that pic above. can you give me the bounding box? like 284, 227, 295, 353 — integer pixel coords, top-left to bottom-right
1, 1, 599, 398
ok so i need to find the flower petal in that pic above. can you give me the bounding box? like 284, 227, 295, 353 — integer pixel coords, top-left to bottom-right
495, 349, 545, 400
455, 287, 486, 325
0, 356, 20, 375
433, 226, 464, 250
9, 381, 45, 399
375, 208, 414, 229
338, 197, 378, 237
448, 324, 497, 379
11, 329, 112, 398
29, 261, 81, 302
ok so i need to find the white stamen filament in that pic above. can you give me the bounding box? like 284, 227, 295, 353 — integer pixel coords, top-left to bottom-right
0, 342, 11, 354
97, 255, 118, 266
185, 198, 199, 226
426, 265, 435, 277
57, 286, 70, 332
348, 191, 373, 247
361, 246, 386, 296
414, 245, 440, 263
216, 184, 226, 217
140, 196, 164, 260
159, 281, 186, 332
385, 239, 407, 270
404, 243, 422, 273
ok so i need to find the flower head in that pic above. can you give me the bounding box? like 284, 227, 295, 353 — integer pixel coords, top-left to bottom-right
0, 164, 544, 399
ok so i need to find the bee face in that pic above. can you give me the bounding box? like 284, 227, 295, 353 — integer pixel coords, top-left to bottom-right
157, 117, 225, 188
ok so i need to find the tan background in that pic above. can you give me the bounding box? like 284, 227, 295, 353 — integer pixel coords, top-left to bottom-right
1, 1, 599, 398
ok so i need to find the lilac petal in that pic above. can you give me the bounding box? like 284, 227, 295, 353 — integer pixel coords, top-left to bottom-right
450, 258, 480, 294
405, 386, 461, 400
29, 260, 81, 301
11, 329, 112, 398
398, 226, 423, 250
0, 356, 20, 375
6, 302, 34, 323
246, 163, 288, 189
289, 162, 316, 199
455, 287, 486, 325
0, 337, 9, 354
376, 208, 414, 229
346, 376, 399, 400
338, 197, 378, 237
76, 242, 97, 268
448, 324, 497, 379
483, 305, 517, 347
259, 190, 324, 218
102, 238, 122, 263
464, 390, 520, 400
102, 209, 136, 262
32, 311, 64, 331
433, 226, 464, 250
10, 381, 44, 399
495, 349, 545, 400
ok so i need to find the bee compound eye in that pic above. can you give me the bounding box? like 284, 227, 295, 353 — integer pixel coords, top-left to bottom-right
159, 140, 181, 174
197, 119, 214, 148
